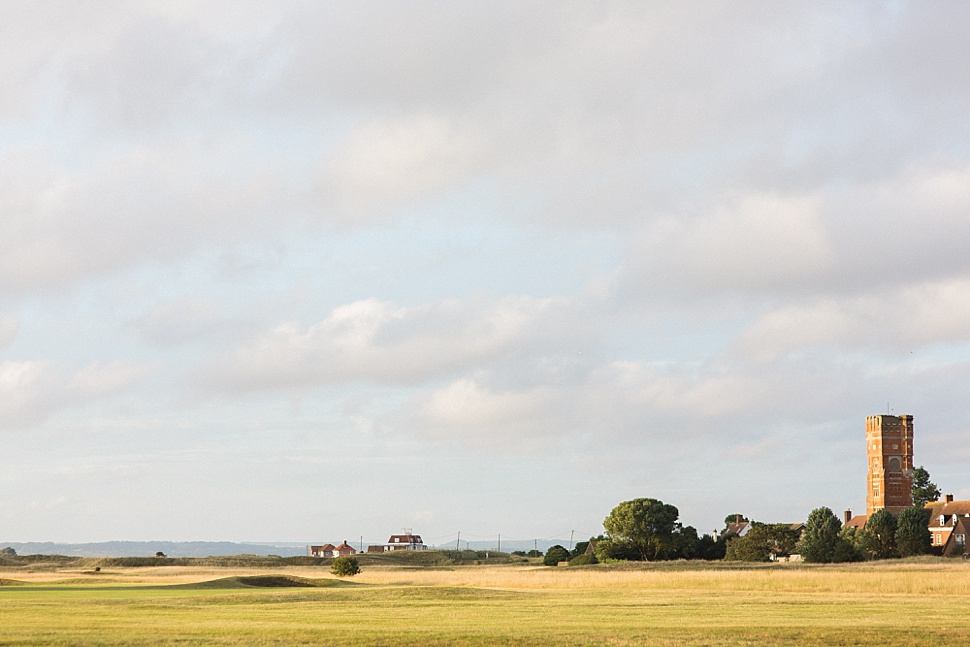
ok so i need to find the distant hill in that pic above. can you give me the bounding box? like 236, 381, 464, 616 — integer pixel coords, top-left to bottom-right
0, 541, 309, 558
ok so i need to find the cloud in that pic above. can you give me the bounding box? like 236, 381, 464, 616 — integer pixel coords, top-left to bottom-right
129, 299, 226, 346
203, 295, 568, 392
0, 361, 62, 428
0, 359, 153, 430
0, 138, 288, 292
622, 193, 834, 298
0, 316, 18, 350
736, 278, 970, 363
67, 360, 155, 398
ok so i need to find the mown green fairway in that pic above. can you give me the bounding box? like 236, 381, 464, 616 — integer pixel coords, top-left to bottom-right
2, 562, 970, 645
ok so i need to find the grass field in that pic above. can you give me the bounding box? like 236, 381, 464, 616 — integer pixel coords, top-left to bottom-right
2, 559, 970, 645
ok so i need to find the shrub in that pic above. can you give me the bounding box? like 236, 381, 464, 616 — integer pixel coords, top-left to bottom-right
567, 553, 597, 566
543, 545, 570, 566
331, 556, 361, 577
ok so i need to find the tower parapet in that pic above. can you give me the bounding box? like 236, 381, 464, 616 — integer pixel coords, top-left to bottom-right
865, 414, 914, 516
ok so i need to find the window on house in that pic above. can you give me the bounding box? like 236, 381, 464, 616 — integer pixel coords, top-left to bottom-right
956, 534, 966, 547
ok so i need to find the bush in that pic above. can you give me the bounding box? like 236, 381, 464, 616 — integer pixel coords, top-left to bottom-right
543, 545, 570, 566
331, 556, 361, 577
567, 553, 597, 566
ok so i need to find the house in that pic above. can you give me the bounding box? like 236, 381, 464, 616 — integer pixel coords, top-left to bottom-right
308, 543, 336, 558
333, 540, 357, 556
385, 531, 427, 551
720, 519, 751, 541
940, 515, 970, 557
926, 495, 970, 553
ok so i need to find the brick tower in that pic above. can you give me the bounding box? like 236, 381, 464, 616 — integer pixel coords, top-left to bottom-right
865, 414, 914, 516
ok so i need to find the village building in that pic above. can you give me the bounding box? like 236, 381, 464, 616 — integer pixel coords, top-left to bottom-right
333, 540, 357, 557
925, 496, 970, 555
366, 530, 428, 553
308, 543, 336, 558
848, 414, 970, 557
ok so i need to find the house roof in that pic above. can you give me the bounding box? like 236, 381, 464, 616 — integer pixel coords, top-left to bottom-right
388, 534, 423, 543
942, 516, 970, 556
721, 521, 750, 539
844, 515, 868, 530
926, 500, 970, 529
334, 541, 356, 552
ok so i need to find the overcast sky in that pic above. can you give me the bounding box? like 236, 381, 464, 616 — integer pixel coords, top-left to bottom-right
3, 1, 970, 545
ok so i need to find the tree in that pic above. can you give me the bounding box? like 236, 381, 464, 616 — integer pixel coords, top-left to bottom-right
603, 498, 680, 561
571, 541, 590, 558
593, 538, 640, 561
669, 525, 701, 560
696, 535, 726, 560
331, 556, 360, 576
896, 506, 932, 557
0, 547, 16, 557
543, 545, 570, 566
798, 507, 853, 563
911, 466, 941, 508
863, 509, 898, 559
724, 523, 800, 562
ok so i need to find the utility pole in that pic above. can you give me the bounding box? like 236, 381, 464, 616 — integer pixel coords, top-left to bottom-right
534, 538, 537, 555
456, 531, 460, 554
498, 534, 501, 552
568, 530, 574, 552
360, 536, 363, 553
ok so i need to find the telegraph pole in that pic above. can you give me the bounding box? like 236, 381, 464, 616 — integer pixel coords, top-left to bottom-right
456, 531, 460, 554
568, 530, 574, 552
498, 534, 501, 552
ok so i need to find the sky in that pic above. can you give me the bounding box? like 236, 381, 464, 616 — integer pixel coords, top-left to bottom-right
3, 1, 970, 546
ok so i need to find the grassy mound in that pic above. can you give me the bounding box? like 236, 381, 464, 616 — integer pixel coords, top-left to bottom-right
175, 575, 357, 590
0, 578, 26, 586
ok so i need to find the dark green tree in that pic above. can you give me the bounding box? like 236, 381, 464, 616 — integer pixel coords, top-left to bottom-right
896, 506, 932, 557
571, 541, 590, 558
603, 498, 680, 561
669, 525, 701, 560
593, 538, 640, 561
331, 556, 360, 576
798, 507, 852, 563
0, 547, 16, 557
724, 523, 800, 562
543, 545, 570, 566
696, 535, 726, 560
911, 466, 941, 508
863, 509, 899, 559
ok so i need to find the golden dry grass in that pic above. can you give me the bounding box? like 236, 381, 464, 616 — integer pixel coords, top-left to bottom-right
2, 559, 970, 645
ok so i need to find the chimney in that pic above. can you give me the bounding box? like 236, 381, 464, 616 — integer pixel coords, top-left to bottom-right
735, 514, 741, 525
844, 509, 852, 525
946, 494, 954, 504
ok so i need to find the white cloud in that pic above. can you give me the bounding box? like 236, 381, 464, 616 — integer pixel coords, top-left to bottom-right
736, 278, 970, 362
129, 299, 225, 346
205, 295, 567, 392
0, 361, 61, 428
0, 315, 18, 350
0, 359, 153, 430
68, 361, 155, 398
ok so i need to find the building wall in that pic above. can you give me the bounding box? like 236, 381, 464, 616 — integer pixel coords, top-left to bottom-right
865, 414, 914, 516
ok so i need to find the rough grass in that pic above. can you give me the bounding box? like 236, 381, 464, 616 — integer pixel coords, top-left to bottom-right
1, 560, 969, 645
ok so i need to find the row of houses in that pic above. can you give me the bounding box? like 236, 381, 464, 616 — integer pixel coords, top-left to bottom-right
309, 531, 428, 558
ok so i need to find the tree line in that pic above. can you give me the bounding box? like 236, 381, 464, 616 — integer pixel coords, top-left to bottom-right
543, 466, 941, 565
